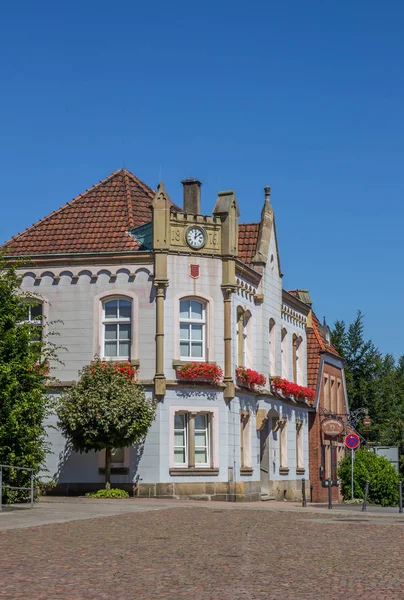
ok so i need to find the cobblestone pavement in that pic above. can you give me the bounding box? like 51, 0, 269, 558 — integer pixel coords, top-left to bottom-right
1, 501, 403, 600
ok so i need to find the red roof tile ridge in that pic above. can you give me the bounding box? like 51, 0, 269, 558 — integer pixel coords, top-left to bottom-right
311, 311, 341, 357
121, 168, 155, 199
123, 171, 135, 230
2, 168, 136, 248
239, 222, 260, 227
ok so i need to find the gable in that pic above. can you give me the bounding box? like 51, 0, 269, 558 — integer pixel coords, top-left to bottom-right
2, 169, 157, 257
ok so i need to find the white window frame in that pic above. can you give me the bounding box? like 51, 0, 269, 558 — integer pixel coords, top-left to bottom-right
174, 412, 188, 467
194, 413, 210, 467
110, 448, 125, 467
179, 298, 206, 362
102, 297, 132, 361
170, 406, 219, 470
19, 301, 44, 344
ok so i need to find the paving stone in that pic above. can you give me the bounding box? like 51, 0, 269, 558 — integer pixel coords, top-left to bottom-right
0, 501, 403, 599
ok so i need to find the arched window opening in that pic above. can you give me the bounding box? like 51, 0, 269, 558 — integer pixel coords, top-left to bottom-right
269, 318, 276, 376
180, 298, 206, 360
281, 327, 288, 379
102, 298, 132, 360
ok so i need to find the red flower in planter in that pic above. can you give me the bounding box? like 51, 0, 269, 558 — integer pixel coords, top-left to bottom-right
29, 362, 49, 377
236, 367, 266, 390
90, 361, 137, 380
177, 362, 223, 384
271, 377, 315, 402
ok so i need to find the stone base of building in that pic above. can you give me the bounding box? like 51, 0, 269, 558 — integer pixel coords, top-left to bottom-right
268, 479, 311, 502
135, 480, 261, 502
52, 480, 261, 502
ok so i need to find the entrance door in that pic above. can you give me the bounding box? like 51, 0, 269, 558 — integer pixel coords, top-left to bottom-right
260, 419, 270, 495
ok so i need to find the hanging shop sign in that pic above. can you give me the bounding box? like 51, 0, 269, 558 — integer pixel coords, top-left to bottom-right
321, 418, 344, 437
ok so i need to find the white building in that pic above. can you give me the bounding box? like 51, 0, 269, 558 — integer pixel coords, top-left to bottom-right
3, 169, 313, 501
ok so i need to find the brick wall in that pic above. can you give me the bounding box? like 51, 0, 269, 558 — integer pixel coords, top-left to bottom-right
309, 360, 347, 503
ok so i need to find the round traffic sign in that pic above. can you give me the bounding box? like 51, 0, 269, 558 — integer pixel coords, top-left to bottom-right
345, 433, 360, 450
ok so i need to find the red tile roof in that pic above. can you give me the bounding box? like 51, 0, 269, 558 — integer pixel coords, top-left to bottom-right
307, 312, 341, 390
2, 169, 157, 256
238, 222, 260, 265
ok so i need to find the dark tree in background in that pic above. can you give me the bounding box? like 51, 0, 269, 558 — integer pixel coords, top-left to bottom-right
331, 310, 404, 474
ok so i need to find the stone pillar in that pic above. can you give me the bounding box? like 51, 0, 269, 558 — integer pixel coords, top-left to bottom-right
151, 182, 172, 399
213, 191, 240, 402
222, 286, 235, 399
154, 279, 168, 397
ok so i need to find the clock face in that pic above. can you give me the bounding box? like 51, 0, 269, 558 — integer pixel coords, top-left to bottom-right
186, 226, 206, 249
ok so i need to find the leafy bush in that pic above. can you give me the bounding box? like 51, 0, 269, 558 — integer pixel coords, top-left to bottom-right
85, 488, 129, 498
338, 447, 399, 506
57, 358, 156, 489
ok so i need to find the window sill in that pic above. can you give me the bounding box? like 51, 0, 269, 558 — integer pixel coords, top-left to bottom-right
296, 468, 305, 474
240, 467, 253, 476
98, 467, 129, 475
169, 467, 219, 476
279, 467, 289, 475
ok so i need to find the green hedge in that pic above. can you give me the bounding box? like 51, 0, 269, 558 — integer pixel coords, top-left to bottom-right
338, 447, 399, 506
85, 488, 129, 498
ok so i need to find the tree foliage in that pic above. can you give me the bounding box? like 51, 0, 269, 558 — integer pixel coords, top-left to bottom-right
0, 257, 57, 502
338, 448, 399, 506
57, 359, 156, 488
331, 311, 404, 475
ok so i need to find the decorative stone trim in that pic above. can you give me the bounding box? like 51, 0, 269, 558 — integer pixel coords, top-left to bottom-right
169, 468, 219, 476
279, 467, 290, 474
296, 468, 305, 474
240, 467, 253, 476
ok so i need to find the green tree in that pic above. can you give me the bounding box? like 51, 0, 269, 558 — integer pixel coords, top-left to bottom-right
331, 311, 382, 425
0, 257, 57, 502
338, 447, 399, 506
56, 359, 156, 489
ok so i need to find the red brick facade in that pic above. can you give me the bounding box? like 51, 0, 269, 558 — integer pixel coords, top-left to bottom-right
307, 322, 348, 503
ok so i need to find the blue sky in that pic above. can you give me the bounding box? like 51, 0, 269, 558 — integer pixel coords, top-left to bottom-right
1, 1, 403, 356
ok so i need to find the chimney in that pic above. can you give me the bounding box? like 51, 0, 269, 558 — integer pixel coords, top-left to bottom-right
181, 178, 202, 214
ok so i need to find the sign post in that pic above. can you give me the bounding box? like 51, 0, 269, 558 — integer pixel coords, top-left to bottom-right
351, 448, 354, 499
345, 433, 360, 500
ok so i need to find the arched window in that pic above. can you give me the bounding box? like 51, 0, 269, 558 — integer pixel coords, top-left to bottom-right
21, 301, 43, 343
281, 327, 288, 379
269, 318, 276, 376
180, 299, 206, 360
293, 334, 303, 383
237, 307, 252, 367
102, 298, 132, 360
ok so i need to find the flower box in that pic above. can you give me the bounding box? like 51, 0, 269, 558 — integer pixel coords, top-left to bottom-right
89, 361, 137, 380
236, 367, 266, 391
271, 377, 315, 403
176, 362, 223, 385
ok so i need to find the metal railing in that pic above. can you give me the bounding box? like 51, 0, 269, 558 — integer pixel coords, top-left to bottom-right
0, 464, 35, 512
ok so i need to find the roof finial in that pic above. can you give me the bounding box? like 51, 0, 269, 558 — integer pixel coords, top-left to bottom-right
264, 186, 271, 202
